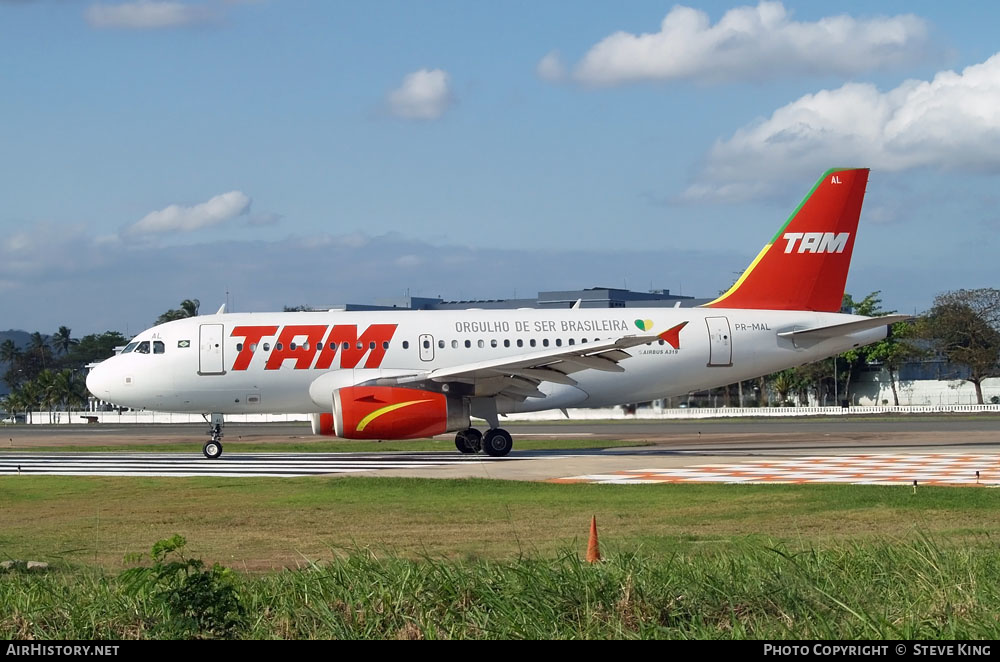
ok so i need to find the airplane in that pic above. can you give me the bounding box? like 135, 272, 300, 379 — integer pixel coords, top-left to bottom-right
86, 167, 908, 459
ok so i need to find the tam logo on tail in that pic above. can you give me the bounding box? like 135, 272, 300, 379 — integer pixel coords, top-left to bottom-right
782, 232, 850, 254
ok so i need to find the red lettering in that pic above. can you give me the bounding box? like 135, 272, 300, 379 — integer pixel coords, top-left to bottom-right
231, 323, 397, 371
315, 324, 397, 370
230, 326, 278, 371
264, 325, 329, 370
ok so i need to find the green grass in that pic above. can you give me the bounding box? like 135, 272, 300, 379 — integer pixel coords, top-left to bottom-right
3, 537, 1000, 639
4, 478, 1000, 638
2, 477, 1000, 571
8, 438, 652, 454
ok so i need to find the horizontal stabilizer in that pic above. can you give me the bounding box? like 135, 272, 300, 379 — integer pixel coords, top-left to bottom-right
777, 315, 911, 341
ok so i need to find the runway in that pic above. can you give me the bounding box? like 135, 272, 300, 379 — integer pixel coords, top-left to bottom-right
0, 451, 530, 478
2, 415, 998, 484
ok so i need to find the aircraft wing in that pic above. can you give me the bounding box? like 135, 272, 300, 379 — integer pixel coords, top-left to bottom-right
383, 330, 680, 400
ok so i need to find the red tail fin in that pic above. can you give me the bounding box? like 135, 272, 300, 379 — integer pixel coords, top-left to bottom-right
704, 168, 869, 312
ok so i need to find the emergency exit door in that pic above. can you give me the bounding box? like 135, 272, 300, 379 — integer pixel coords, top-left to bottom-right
706, 317, 732, 367
199, 324, 226, 375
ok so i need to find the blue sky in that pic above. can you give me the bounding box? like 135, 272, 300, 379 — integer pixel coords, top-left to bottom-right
2, 0, 999, 335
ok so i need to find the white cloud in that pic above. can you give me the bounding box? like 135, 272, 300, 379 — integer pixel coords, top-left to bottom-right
563, 1, 929, 86
536, 51, 566, 82
125, 191, 251, 236
386, 69, 454, 120
686, 53, 1000, 201
85, 1, 214, 29
394, 254, 424, 268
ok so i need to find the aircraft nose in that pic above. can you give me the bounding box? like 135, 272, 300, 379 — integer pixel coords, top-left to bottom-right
86, 363, 111, 398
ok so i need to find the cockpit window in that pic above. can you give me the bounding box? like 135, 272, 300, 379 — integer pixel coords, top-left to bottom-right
153, 341, 165, 354
134, 341, 150, 354
121, 342, 139, 354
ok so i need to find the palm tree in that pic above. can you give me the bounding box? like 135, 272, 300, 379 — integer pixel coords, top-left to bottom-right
16, 382, 41, 424
772, 371, 796, 406
0, 339, 20, 368
48, 369, 87, 421
28, 332, 50, 370
52, 326, 78, 356
180, 299, 200, 317
156, 299, 201, 325
36, 370, 58, 423
2, 391, 23, 423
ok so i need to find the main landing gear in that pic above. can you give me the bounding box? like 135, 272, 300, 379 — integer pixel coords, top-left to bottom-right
454, 428, 513, 457
203, 413, 224, 459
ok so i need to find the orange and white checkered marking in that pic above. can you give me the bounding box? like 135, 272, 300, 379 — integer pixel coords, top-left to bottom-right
552, 454, 1000, 486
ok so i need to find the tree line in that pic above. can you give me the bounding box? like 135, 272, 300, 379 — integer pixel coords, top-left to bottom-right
708, 288, 1000, 407
1, 300, 201, 422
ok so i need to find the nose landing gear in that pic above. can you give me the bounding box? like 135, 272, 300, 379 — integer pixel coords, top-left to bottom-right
202, 413, 224, 459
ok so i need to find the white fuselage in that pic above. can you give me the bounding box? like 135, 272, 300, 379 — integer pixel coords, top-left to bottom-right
86, 307, 886, 415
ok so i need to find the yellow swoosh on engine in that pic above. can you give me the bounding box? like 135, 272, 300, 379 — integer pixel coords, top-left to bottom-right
356, 399, 433, 432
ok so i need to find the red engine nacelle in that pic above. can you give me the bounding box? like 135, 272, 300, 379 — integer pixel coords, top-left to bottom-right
317, 386, 469, 440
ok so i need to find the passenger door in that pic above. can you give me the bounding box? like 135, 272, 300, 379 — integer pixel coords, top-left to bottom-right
199, 324, 225, 375
706, 317, 732, 367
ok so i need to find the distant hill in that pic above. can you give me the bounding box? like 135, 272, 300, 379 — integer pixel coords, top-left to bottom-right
0, 329, 32, 348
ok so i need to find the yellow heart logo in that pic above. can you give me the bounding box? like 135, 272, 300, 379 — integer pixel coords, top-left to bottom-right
634, 319, 653, 331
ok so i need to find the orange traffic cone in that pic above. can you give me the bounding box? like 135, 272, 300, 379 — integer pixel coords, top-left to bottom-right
586, 515, 601, 563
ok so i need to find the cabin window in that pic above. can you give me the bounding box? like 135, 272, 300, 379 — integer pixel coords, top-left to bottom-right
370, 341, 376, 350
342, 342, 350, 350
530, 339, 536, 347
452, 340, 459, 349
356, 342, 363, 350
153, 341, 165, 354
423, 340, 431, 349
134, 341, 150, 354
504, 339, 510, 348
438, 340, 445, 349
382, 341, 390, 350
568, 339, 575, 346
658, 340, 665, 346
517, 339, 523, 348
465, 340, 471, 348
263, 343, 271, 351
236, 343, 244, 352
276, 343, 283, 351
555, 339, 562, 347
402, 341, 409, 349
491, 339, 498, 348
289, 342, 297, 350
543, 339, 550, 347
478, 340, 485, 348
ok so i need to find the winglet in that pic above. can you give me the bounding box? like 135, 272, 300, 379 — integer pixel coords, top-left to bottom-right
704, 168, 870, 312
658, 321, 688, 349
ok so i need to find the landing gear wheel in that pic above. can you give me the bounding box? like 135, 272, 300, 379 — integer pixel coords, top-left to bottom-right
455, 428, 483, 454
482, 428, 513, 457
203, 440, 223, 459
